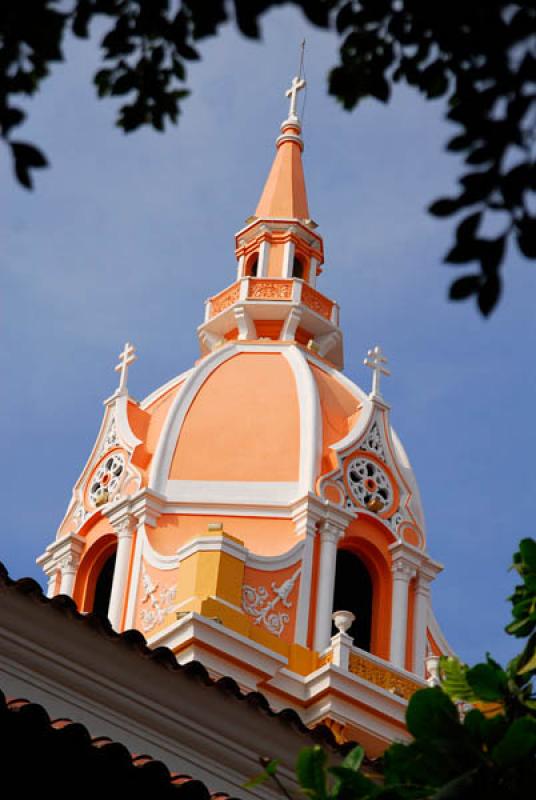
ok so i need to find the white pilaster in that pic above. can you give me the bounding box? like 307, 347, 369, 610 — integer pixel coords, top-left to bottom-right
313, 519, 345, 651
46, 573, 57, 599
412, 571, 431, 677
59, 555, 78, 597
282, 240, 295, 278
108, 513, 137, 631
390, 558, 416, 668
37, 532, 84, 600
236, 253, 245, 281
293, 504, 322, 647
258, 237, 271, 277
309, 257, 318, 288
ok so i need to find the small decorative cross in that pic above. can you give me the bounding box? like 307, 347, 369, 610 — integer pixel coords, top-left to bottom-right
285, 75, 306, 121
114, 341, 137, 396
364, 345, 390, 399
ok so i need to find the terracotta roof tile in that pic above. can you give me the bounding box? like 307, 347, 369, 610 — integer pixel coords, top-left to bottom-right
0, 562, 344, 750
2, 694, 219, 797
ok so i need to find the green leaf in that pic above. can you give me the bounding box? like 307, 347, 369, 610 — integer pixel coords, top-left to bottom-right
491, 717, 536, 767
440, 656, 477, 702
341, 745, 365, 772
243, 758, 279, 789
406, 687, 459, 740
296, 746, 327, 800
328, 767, 376, 798
519, 538, 536, 570
466, 662, 507, 701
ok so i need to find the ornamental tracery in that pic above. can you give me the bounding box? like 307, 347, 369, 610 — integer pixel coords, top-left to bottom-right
89, 452, 126, 507
360, 422, 386, 460
346, 455, 394, 515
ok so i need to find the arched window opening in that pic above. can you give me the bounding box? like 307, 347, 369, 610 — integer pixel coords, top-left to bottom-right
92, 552, 116, 619
332, 549, 373, 651
292, 255, 304, 279
246, 254, 258, 277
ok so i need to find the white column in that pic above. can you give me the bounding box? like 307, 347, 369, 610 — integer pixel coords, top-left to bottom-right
390, 559, 415, 668
108, 514, 136, 631
313, 522, 343, 651
412, 572, 431, 677
46, 572, 57, 599
294, 513, 319, 647
282, 240, 295, 278
59, 555, 78, 597
258, 237, 271, 277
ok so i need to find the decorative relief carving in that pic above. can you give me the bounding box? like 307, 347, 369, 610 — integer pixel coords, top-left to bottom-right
89, 452, 126, 508
210, 283, 240, 316
360, 422, 386, 460
348, 652, 421, 700
139, 565, 177, 633
301, 284, 333, 320
346, 454, 394, 515
98, 415, 119, 457
247, 279, 292, 300
242, 568, 301, 636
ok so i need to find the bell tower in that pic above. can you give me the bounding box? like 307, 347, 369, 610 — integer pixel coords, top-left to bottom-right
198, 74, 342, 367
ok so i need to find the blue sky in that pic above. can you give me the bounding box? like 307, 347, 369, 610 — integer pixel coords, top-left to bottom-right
2, 7, 535, 667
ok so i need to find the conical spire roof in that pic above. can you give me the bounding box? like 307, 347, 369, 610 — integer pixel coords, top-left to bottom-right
255, 77, 309, 220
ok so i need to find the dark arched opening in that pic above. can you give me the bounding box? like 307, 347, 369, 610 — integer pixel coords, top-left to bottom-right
292, 255, 304, 279
246, 254, 258, 277
92, 552, 116, 619
332, 549, 373, 651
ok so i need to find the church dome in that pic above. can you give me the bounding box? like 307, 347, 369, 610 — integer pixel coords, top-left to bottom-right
38, 74, 451, 760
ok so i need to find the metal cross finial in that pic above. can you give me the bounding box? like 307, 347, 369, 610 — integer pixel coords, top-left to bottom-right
285, 75, 306, 122
364, 345, 390, 399
114, 341, 137, 396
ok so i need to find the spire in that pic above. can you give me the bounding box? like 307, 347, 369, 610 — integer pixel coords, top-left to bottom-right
255, 72, 309, 220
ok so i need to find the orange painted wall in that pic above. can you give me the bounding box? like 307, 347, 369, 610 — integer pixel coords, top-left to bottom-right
145, 382, 184, 455
169, 353, 300, 481
146, 514, 297, 557
311, 365, 361, 474
341, 516, 394, 659
242, 562, 301, 643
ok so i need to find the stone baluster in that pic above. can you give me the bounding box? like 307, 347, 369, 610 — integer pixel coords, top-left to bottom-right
331, 610, 355, 670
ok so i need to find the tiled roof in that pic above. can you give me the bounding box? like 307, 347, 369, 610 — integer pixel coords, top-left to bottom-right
0, 562, 347, 749
1, 692, 236, 797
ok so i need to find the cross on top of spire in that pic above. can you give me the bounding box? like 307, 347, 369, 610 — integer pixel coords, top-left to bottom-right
114, 341, 137, 396
284, 40, 306, 125
285, 75, 306, 123
364, 345, 390, 399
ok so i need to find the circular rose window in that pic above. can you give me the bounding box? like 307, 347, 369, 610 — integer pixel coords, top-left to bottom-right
346, 455, 394, 514
89, 453, 125, 507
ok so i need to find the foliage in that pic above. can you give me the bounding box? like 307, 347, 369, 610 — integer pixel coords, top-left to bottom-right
248, 538, 536, 799
1, 2, 535, 314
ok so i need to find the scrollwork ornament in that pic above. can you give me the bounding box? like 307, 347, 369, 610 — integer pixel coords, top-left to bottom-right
242, 568, 301, 636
